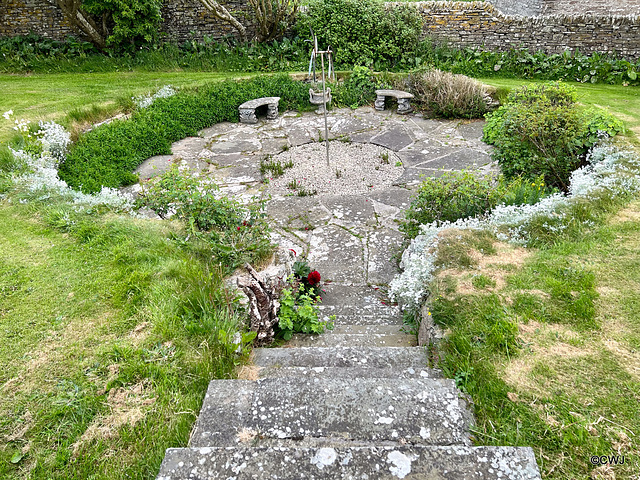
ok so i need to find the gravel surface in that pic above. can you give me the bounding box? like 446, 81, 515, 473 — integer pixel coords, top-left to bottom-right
265, 142, 404, 197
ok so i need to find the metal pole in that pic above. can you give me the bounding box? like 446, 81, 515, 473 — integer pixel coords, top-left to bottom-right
320, 51, 329, 167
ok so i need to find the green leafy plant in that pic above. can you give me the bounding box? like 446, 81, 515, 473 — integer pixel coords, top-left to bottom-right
136, 165, 273, 272
59, 75, 311, 193
332, 66, 378, 108
297, 0, 422, 69
400, 171, 549, 239
483, 82, 623, 190
276, 282, 328, 340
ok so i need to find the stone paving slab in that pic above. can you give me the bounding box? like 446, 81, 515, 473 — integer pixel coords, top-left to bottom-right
158, 445, 541, 480
257, 365, 440, 380
307, 225, 366, 285
252, 346, 428, 370
366, 228, 404, 285
287, 332, 417, 348
190, 377, 469, 448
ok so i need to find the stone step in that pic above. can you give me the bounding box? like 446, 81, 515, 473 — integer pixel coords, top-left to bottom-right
190, 377, 469, 448
288, 333, 417, 347
329, 324, 407, 335
253, 346, 428, 370
257, 365, 441, 380
320, 284, 396, 308
320, 312, 403, 326
157, 445, 542, 480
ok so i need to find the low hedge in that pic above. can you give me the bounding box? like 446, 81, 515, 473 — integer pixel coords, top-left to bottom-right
59, 75, 311, 193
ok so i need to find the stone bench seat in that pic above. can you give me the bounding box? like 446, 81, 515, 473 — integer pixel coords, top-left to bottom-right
375, 89, 415, 114
239, 96, 281, 124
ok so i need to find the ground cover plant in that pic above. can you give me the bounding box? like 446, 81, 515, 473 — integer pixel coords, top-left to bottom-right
58, 74, 312, 193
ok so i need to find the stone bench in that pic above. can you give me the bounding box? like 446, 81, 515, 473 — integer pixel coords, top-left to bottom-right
239, 97, 281, 124
374, 89, 414, 115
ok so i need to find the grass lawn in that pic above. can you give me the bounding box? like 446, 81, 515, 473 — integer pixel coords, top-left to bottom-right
0, 203, 247, 479
0, 71, 249, 143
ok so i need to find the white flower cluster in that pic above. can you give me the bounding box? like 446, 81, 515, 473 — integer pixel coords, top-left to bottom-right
7, 119, 133, 212
37, 120, 71, 165
134, 85, 176, 109
390, 143, 640, 309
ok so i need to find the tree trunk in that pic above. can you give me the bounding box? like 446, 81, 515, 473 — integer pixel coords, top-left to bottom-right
50, 0, 107, 49
198, 0, 248, 42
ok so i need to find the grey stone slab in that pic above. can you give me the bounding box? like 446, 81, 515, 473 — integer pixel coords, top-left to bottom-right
134, 154, 175, 180
366, 188, 413, 210
421, 149, 492, 170
257, 365, 440, 380
253, 346, 428, 370
202, 152, 244, 167
307, 225, 366, 285
367, 228, 404, 285
190, 377, 468, 447
406, 116, 449, 134
370, 126, 414, 152
260, 138, 290, 155
287, 332, 417, 348
456, 120, 487, 142
287, 127, 318, 147
266, 197, 331, 230
206, 139, 262, 154
347, 130, 377, 143
329, 116, 377, 136
158, 446, 541, 480
398, 142, 461, 166
172, 137, 207, 159
328, 324, 407, 335
198, 122, 237, 138
319, 312, 403, 326
319, 284, 394, 309
321, 195, 377, 231
392, 167, 435, 187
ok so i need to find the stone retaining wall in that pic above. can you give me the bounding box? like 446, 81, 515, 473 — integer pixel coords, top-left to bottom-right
411, 1, 640, 60
1, 0, 639, 60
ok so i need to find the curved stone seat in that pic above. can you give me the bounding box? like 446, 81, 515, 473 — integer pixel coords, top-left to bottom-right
374, 89, 415, 114
239, 96, 281, 124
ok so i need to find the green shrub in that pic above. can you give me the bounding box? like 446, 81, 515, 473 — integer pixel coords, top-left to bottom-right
399, 69, 491, 119
297, 0, 422, 69
400, 171, 548, 240
136, 165, 273, 272
59, 75, 311, 193
83, 0, 162, 53
483, 82, 623, 190
332, 66, 379, 108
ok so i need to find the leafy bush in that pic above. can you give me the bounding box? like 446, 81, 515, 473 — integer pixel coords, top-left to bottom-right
297, 0, 422, 69
398, 69, 492, 119
483, 82, 623, 190
400, 171, 549, 240
136, 165, 272, 272
332, 66, 379, 108
59, 75, 311, 193
83, 0, 162, 53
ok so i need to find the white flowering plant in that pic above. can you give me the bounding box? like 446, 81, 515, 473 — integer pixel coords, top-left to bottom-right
133, 85, 177, 109
3, 111, 133, 213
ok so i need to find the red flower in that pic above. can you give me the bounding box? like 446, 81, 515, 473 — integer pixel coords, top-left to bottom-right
307, 270, 321, 286
237, 226, 241, 231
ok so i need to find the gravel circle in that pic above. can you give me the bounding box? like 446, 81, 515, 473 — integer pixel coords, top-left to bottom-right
265, 142, 404, 197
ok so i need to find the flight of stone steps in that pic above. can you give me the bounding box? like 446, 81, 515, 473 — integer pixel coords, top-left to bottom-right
156, 284, 541, 479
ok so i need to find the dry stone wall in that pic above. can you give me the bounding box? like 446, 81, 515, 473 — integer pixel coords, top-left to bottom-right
0, 0, 254, 42
411, 1, 640, 60
1, 0, 639, 60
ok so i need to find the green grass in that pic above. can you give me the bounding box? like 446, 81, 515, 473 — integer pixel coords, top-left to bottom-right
0, 71, 248, 143
0, 202, 249, 479
429, 200, 640, 479
481, 78, 640, 141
